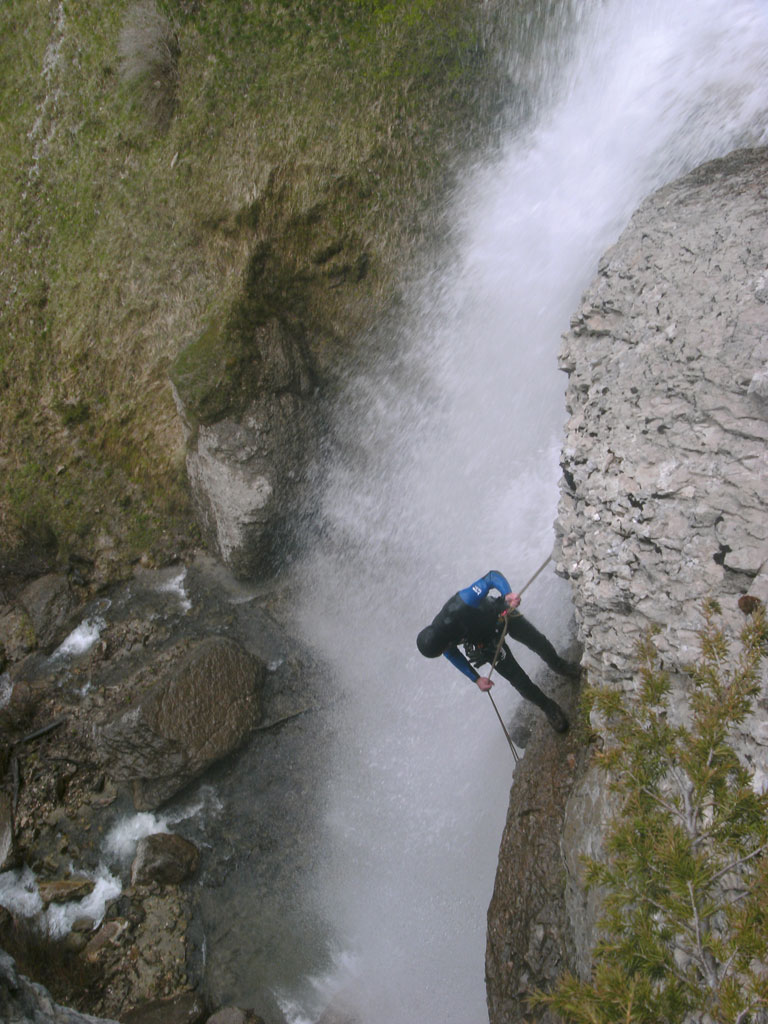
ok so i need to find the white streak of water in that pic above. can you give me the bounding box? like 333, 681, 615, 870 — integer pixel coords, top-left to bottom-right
104, 787, 223, 866
155, 567, 193, 611
294, 2, 768, 1021
52, 615, 106, 659
0, 673, 12, 709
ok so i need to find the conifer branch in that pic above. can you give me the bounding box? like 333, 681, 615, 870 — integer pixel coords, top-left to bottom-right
687, 880, 720, 990
534, 602, 768, 1023
707, 843, 768, 886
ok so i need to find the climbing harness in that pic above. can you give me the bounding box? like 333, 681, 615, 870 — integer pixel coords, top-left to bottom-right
485, 553, 553, 762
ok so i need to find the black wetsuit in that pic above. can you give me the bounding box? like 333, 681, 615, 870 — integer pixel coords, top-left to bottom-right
429, 570, 571, 717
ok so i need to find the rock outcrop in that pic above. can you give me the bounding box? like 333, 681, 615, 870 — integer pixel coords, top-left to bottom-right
170, 245, 320, 582
0, 791, 15, 871
130, 833, 200, 888
485, 681, 587, 1024
487, 147, 768, 1019
558, 146, 768, 690
183, 392, 311, 581
17, 576, 78, 653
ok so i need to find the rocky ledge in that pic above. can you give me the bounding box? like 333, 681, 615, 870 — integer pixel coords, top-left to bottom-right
487, 147, 768, 1020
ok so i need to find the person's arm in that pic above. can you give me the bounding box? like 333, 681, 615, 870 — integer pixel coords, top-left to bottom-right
467, 570, 521, 612
443, 644, 478, 681
443, 645, 494, 690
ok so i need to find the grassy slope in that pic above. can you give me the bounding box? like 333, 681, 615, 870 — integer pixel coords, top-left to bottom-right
0, 0, 508, 576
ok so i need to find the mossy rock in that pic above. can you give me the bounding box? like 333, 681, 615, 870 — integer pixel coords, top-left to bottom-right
171, 244, 313, 428
170, 315, 245, 427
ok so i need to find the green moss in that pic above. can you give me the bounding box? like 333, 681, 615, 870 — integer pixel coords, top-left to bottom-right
536, 605, 768, 1024
171, 316, 242, 426
59, 400, 91, 427
1, 0, 519, 571
170, 240, 309, 425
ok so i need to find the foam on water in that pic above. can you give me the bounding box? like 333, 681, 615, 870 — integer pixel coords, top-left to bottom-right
52, 615, 106, 659
0, 864, 121, 939
155, 567, 193, 611
104, 787, 222, 866
104, 812, 172, 864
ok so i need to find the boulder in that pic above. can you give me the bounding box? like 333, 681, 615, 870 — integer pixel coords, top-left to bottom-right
131, 832, 200, 886
0, 679, 36, 736
18, 573, 77, 651
93, 637, 265, 810
185, 393, 311, 579
38, 877, 95, 907
0, 606, 36, 663
95, 890, 191, 1011
83, 918, 130, 962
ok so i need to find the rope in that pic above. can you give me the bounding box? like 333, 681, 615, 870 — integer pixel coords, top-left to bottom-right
517, 552, 553, 599
484, 553, 553, 762
487, 690, 520, 763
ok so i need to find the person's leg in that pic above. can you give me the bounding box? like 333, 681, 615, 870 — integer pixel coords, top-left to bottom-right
505, 614, 581, 678
493, 644, 568, 732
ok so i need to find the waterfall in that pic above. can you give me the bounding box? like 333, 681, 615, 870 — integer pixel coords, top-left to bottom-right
290, 2, 768, 1021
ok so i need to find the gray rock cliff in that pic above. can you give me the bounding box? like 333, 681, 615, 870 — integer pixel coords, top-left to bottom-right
487, 147, 768, 1020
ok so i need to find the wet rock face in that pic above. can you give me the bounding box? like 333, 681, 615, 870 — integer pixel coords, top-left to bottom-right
485, 691, 587, 1024
17, 574, 77, 652
185, 392, 312, 580
93, 637, 265, 810
119, 991, 208, 1024
487, 147, 768, 1021
0, 792, 15, 871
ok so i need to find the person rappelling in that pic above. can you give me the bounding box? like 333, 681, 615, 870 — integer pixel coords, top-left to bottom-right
416, 568, 580, 734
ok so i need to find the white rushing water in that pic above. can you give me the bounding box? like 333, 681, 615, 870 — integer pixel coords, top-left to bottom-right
293, 2, 768, 1021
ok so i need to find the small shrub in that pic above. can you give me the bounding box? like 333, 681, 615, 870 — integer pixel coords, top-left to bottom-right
117, 0, 180, 130
535, 601, 768, 1023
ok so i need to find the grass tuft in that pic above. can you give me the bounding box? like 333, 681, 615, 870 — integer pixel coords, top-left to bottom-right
118, 0, 180, 130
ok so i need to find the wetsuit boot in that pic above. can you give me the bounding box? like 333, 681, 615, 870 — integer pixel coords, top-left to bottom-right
551, 657, 582, 680
544, 700, 569, 733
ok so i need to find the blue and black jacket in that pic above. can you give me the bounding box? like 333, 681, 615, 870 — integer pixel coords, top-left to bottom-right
431, 570, 512, 682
